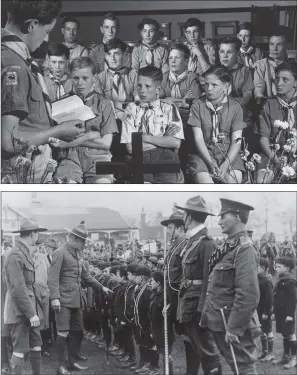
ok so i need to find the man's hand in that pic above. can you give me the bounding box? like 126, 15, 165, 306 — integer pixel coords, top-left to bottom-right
225, 331, 240, 344
51, 298, 61, 312
285, 316, 293, 322
29, 314, 40, 327
218, 161, 229, 180
56, 120, 85, 142
262, 314, 268, 320
162, 304, 170, 316
102, 286, 114, 295
208, 160, 220, 176
190, 45, 204, 58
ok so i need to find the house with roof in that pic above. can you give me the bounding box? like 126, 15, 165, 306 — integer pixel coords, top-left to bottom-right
1, 204, 139, 246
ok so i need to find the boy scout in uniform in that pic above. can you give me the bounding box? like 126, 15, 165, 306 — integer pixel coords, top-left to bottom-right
48, 221, 112, 375
4, 218, 48, 375
61, 17, 88, 62
200, 199, 261, 375
96, 38, 139, 120
254, 26, 294, 101
132, 18, 169, 74
54, 57, 118, 184
89, 13, 132, 73
176, 196, 222, 375
1, 0, 85, 182
161, 211, 200, 375
121, 66, 184, 184
237, 22, 263, 69
44, 43, 73, 102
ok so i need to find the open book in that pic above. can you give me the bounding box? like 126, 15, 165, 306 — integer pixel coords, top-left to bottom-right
51, 94, 96, 124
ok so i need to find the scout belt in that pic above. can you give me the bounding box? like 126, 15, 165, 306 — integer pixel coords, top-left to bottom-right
181, 279, 202, 288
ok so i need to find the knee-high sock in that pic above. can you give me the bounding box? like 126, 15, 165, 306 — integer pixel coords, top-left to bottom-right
29, 350, 41, 375
10, 354, 24, 375
260, 335, 268, 354
1, 337, 9, 365
267, 337, 274, 354
67, 331, 79, 366
284, 338, 291, 358
56, 335, 67, 367
149, 349, 159, 368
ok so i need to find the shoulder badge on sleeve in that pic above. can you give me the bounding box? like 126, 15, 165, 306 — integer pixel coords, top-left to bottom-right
4, 71, 17, 86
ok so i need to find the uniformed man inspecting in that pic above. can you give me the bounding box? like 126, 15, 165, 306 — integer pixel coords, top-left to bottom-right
161, 211, 199, 375
200, 199, 261, 375
3, 218, 48, 375
48, 221, 113, 375
176, 196, 222, 375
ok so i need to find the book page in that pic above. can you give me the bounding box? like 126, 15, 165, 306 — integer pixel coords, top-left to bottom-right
51, 95, 96, 124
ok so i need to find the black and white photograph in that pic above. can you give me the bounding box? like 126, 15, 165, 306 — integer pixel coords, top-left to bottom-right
1, 0, 297, 184
1, 191, 296, 375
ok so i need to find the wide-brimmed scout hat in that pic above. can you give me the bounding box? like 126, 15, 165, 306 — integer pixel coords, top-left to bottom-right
160, 210, 184, 226
13, 218, 47, 233
175, 196, 214, 216
69, 221, 88, 240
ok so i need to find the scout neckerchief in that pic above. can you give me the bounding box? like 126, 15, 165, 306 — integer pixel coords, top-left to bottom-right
266, 55, 287, 97
240, 46, 254, 68
169, 70, 188, 99
80, 89, 96, 104
1, 29, 52, 120
276, 91, 297, 130
142, 42, 159, 66
49, 73, 67, 99
138, 100, 158, 133
205, 96, 228, 141
108, 67, 129, 102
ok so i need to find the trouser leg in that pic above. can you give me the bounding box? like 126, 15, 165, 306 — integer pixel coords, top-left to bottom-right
184, 340, 199, 375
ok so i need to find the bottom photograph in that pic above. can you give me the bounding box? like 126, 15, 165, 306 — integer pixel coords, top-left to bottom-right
1, 191, 297, 375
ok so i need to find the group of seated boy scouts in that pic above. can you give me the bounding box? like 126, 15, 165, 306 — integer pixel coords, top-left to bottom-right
2, 8, 297, 184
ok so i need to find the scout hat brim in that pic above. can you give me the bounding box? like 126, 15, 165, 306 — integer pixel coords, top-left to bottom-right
175, 204, 215, 216
12, 217, 48, 233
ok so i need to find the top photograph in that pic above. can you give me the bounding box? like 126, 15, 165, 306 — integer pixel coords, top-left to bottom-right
1, 0, 297, 184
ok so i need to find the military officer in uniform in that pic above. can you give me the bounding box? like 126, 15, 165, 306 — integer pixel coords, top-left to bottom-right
200, 199, 261, 375
161, 211, 199, 375
4, 218, 48, 375
48, 221, 112, 375
176, 196, 222, 375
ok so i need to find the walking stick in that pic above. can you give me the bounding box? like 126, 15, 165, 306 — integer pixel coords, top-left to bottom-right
163, 227, 169, 375
219, 308, 239, 375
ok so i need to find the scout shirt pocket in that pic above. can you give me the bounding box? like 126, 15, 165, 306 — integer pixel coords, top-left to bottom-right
23, 260, 35, 285
153, 112, 169, 137
85, 108, 103, 132
27, 83, 44, 125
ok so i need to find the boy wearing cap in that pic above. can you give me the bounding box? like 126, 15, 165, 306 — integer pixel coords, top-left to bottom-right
132, 18, 169, 73
4, 218, 48, 375
176, 196, 222, 375
257, 258, 274, 362
201, 199, 260, 375
48, 221, 112, 375
272, 257, 297, 369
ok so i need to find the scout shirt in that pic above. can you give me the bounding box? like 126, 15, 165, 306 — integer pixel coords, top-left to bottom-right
200, 230, 260, 336
65, 42, 88, 62
237, 46, 263, 69
160, 70, 201, 100
1, 32, 52, 138
255, 97, 297, 145
44, 72, 73, 102
164, 235, 188, 293
89, 42, 132, 74
48, 242, 104, 309
96, 67, 138, 119
228, 63, 254, 106
187, 96, 246, 153
177, 226, 216, 323
184, 40, 216, 75
3, 240, 42, 325
131, 42, 169, 73
254, 56, 291, 97
121, 99, 184, 151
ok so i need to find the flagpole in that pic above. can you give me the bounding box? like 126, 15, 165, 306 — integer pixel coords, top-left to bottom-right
163, 226, 169, 375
